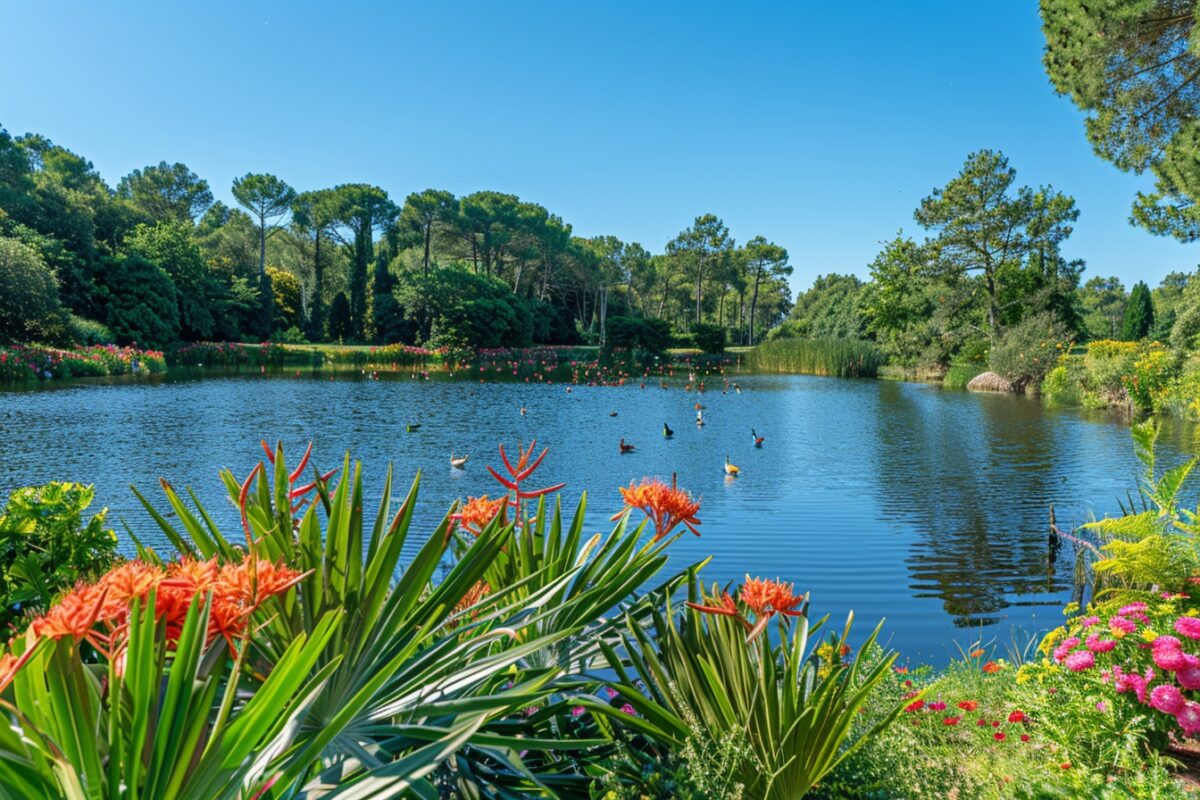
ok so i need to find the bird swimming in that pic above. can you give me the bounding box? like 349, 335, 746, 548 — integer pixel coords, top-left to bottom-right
663, 422, 674, 438
753, 429, 764, 448
724, 455, 740, 477
619, 438, 636, 454
450, 453, 469, 469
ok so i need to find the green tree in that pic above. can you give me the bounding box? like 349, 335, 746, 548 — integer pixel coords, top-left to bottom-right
116, 161, 213, 224
1121, 280, 1156, 340
100, 254, 180, 348
399, 188, 456, 275
1080, 276, 1128, 340
123, 221, 216, 340
915, 150, 1078, 341
266, 266, 303, 331
291, 189, 340, 340
743, 236, 791, 345
778, 273, 865, 341
231, 173, 296, 278
666, 214, 733, 326
329, 184, 398, 339
328, 291, 352, 342
0, 237, 65, 344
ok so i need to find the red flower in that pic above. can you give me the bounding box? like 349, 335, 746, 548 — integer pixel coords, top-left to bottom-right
958, 700, 978, 711
994, 732, 1006, 741
942, 716, 961, 726
1020, 734, 1031, 742
613, 477, 701, 541
1007, 710, 1025, 724
904, 699, 925, 712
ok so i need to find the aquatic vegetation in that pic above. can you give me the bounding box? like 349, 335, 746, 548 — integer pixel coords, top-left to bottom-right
747, 337, 884, 377
0, 343, 165, 381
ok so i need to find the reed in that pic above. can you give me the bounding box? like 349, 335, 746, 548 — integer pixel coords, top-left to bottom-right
747, 337, 885, 377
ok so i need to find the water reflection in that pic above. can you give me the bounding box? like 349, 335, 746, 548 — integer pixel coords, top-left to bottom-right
0, 372, 1194, 661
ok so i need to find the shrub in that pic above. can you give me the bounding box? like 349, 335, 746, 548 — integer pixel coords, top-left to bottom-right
605, 315, 672, 354
0, 482, 116, 634
101, 253, 180, 348
988, 312, 1071, 393
67, 314, 114, 345
1083, 339, 1140, 403
0, 236, 67, 344
271, 325, 308, 345
692, 322, 726, 353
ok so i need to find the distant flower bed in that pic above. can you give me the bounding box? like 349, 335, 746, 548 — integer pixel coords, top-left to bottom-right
0, 343, 165, 382
167, 341, 289, 367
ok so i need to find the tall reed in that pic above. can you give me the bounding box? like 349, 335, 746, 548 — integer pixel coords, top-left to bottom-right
747, 337, 885, 377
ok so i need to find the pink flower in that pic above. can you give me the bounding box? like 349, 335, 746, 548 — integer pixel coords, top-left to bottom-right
1154, 635, 1183, 652
1085, 635, 1117, 653
1110, 616, 1137, 635
571, 706, 586, 718
1150, 685, 1186, 715
1120, 602, 1148, 615
1095, 701, 1108, 713
1154, 645, 1187, 672
1080, 615, 1100, 628
1064, 650, 1095, 672
1176, 658, 1200, 691
1175, 617, 1200, 640
928, 701, 947, 711
1177, 702, 1200, 735
620, 703, 636, 715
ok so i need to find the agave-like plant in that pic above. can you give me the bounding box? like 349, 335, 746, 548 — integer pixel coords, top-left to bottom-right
586, 574, 902, 800
0, 565, 343, 799
131, 441, 695, 796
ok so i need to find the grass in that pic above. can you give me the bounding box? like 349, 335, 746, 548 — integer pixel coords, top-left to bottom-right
943, 362, 988, 390
747, 337, 885, 378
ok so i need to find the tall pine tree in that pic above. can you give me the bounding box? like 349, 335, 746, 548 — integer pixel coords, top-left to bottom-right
1120, 280, 1154, 341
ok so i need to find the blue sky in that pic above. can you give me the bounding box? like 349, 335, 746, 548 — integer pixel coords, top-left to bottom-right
2, 0, 1194, 294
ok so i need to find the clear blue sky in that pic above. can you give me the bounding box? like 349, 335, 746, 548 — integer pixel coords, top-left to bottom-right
2, 0, 1194, 294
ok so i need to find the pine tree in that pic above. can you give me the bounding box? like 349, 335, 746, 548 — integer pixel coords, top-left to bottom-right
1120, 281, 1154, 341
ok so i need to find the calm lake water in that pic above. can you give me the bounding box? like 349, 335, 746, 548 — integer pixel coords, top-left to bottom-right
2, 371, 1198, 663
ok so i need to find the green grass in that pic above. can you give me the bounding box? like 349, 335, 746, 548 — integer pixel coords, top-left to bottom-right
943, 362, 987, 390
747, 337, 885, 378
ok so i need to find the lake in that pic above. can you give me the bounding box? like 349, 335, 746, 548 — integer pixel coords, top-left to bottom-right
2, 370, 1197, 663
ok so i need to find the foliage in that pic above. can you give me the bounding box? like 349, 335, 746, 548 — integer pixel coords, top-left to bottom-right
604, 315, 671, 355
692, 322, 726, 353
115, 160, 213, 223
101, 253, 181, 348
749, 337, 885, 377
1121, 279, 1155, 341
67, 314, 114, 345
1079, 275, 1127, 341
0, 343, 166, 382
395, 266, 535, 349
123, 220, 219, 340
943, 362, 987, 390
591, 575, 900, 799
0, 236, 67, 345
988, 311, 1072, 392
779, 272, 865, 341
0, 482, 116, 633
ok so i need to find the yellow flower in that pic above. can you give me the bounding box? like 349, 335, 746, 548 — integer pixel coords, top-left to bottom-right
1112, 628, 1126, 639
1141, 628, 1159, 642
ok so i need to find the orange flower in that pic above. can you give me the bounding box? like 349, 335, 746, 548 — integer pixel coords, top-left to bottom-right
970, 648, 985, 658
95, 561, 165, 621
740, 576, 806, 619
449, 580, 491, 627
687, 591, 738, 618
452, 495, 507, 536
31, 583, 109, 646
0, 646, 36, 693
982, 660, 1003, 674
613, 477, 701, 541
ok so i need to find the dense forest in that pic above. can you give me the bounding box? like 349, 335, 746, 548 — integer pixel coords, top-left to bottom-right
0, 125, 793, 351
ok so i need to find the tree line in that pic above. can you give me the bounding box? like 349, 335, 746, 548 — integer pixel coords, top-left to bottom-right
0, 125, 794, 351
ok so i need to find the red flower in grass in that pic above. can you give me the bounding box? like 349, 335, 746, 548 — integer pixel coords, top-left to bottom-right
687, 576, 808, 643
451, 495, 508, 536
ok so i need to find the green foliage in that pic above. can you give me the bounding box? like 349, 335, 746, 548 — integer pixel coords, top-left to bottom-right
1079, 275, 1127, 341
328, 291, 352, 341
988, 311, 1072, 392
749, 337, 885, 377
0, 236, 67, 344
605, 315, 672, 354
123, 220, 217, 340
781, 272, 865, 340
1121, 280, 1155, 341
115, 160, 213, 223
101, 253, 180, 348
67, 314, 114, 345
594, 576, 900, 800
0, 482, 116, 633
692, 322, 726, 353
265, 265, 302, 332
396, 266, 535, 348
943, 362, 987, 390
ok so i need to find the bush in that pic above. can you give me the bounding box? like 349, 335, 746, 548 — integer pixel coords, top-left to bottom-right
605, 315, 672, 354
988, 312, 1071, 393
0, 236, 67, 344
0, 482, 116, 634
68, 314, 114, 345
101, 254, 180, 348
271, 326, 308, 345
395, 267, 534, 349
692, 322, 726, 353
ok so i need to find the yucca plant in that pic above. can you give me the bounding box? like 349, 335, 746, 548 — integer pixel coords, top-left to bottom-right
0, 568, 343, 799
131, 442, 694, 796
587, 574, 902, 800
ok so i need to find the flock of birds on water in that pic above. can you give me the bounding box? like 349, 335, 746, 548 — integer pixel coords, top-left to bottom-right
414, 370, 764, 479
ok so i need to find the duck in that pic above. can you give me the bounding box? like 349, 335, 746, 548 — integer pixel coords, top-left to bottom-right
619, 438, 636, 454
609, 411, 618, 417
520, 406, 527, 416
663, 422, 674, 439
450, 453, 469, 469
406, 423, 421, 433
753, 429, 764, 448
724, 455, 740, 477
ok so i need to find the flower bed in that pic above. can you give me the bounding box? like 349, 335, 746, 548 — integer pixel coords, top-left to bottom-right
0, 343, 165, 382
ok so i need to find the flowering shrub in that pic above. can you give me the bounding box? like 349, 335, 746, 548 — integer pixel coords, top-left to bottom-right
0, 343, 165, 381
